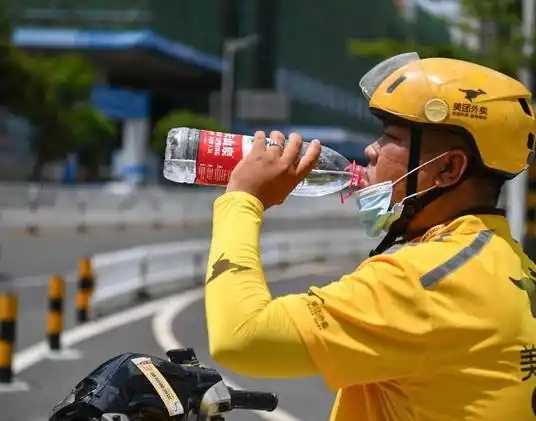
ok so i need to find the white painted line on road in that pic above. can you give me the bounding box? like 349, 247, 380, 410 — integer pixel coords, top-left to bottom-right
152, 291, 304, 421
13, 262, 340, 376
150, 263, 339, 421
13, 294, 177, 374
0, 379, 30, 394
46, 348, 84, 361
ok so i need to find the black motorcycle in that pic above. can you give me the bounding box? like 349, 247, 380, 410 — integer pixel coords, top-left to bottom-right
48, 348, 278, 421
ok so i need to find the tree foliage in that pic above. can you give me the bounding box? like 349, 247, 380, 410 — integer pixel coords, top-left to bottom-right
152, 110, 226, 157
347, 0, 529, 79
20, 54, 115, 158
0, 7, 116, 178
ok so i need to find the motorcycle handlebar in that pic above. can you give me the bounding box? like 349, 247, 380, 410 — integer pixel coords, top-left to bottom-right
228, 388, 278, 412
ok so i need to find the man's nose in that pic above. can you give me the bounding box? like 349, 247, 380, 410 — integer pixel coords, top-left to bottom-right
364, 142, 378, 164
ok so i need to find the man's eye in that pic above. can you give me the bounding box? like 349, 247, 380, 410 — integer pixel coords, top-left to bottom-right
382, 132, 398, 142
382, 132, 399, 142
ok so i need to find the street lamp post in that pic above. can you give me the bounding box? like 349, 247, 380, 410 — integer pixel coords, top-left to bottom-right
220, 34, 260, 131
506, 0, 535, 244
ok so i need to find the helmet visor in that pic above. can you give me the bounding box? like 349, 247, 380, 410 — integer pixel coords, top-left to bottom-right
359, 52, 448, 123
359, 52, 420, 100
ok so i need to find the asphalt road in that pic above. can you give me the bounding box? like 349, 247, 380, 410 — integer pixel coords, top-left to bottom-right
0, 214, 363, 352
0, 208, 374, 421
2, 260, 360, 421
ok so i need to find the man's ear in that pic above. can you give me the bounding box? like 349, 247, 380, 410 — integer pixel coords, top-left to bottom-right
435, 149, 469, 188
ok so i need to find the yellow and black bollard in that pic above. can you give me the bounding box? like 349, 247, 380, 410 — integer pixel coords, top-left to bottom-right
79, 256, 95, 296
75, 282, 90, 323
0, 293, 17, 383
76, 257, 94, 323
47, 276, 65, 351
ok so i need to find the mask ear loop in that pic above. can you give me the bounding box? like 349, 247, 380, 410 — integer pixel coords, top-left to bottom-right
339, 161, 364, 204
390, 151, 450, 213
339, 151, 448, 205
390, 151, 449, 210
397, 184, 436, 206
392, 151, 449, 187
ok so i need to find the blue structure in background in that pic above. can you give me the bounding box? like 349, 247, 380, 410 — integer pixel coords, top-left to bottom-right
90, 85, 151, 120
61, 153, 79, 183
90, 85, 153, 183
12, 27, 220, 184
12, 27, 225, 72
12, 27, 372, 182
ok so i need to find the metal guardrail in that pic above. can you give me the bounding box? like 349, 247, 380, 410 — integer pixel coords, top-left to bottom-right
0, 183, 357, 231
90, 228, 373, 310
0, 182, 193, 209
0, 226, 372, 395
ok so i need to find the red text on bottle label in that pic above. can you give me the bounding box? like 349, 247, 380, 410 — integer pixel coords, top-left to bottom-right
195, 130, 244, 185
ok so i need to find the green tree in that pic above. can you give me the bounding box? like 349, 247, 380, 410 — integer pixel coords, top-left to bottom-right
18, 53, 116, 178
61, 103, 117, 178
0, 8, 34, 113
0, 6, 116, 179
347, 0, 528, 78
152, 110, 225, 157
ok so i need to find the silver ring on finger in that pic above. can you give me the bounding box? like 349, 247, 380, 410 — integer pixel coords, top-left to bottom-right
268, 139, 284, 150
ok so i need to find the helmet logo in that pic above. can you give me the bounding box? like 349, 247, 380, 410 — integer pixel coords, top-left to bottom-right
459, 88, 486, 102
424, 98, 449, 123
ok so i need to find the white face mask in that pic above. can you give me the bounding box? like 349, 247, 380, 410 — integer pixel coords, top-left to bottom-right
355, 152, 449, 237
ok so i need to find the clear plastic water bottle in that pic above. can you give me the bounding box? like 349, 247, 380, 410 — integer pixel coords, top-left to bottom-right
163, 127, 365, 197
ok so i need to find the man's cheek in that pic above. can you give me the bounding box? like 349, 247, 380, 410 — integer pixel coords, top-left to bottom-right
376, 157, 404, 182
391, 182, 407, 203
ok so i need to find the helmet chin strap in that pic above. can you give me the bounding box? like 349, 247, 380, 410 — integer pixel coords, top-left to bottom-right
369, 189, 445, 256
370, 126, 423, 256
406, 126, 422, 200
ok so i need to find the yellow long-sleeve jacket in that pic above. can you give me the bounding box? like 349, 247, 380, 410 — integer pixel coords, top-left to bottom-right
204, 191, 536, 421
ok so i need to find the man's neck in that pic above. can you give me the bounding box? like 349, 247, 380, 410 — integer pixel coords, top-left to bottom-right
405, 197, 498, 240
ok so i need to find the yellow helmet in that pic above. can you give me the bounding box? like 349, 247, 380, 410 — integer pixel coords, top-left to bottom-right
360, 53, 536, 255
359, 52, 536, 177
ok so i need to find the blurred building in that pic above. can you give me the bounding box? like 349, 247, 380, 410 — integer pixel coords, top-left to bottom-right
5, 0, 453, 182
0, 107, 34, 180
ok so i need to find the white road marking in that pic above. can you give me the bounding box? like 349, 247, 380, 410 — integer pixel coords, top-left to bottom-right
13, 262, 340, 375
13, 294, 177, 374
0, 379, 30, 393
150, 263, 340, 421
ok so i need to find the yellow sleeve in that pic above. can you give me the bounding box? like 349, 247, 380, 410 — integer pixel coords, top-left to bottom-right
205, 192, 432, 389
281, 256, 432, 389
205, 191, 318, 378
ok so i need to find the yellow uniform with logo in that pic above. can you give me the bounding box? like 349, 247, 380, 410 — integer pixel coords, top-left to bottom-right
205, 192, 536, 421
205, 53, 536, 421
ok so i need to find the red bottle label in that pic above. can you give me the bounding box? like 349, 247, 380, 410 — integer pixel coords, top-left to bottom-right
195, 130, 244, 185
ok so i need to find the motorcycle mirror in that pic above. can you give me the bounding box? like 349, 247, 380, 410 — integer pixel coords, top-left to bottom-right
197, 380, 232, 421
